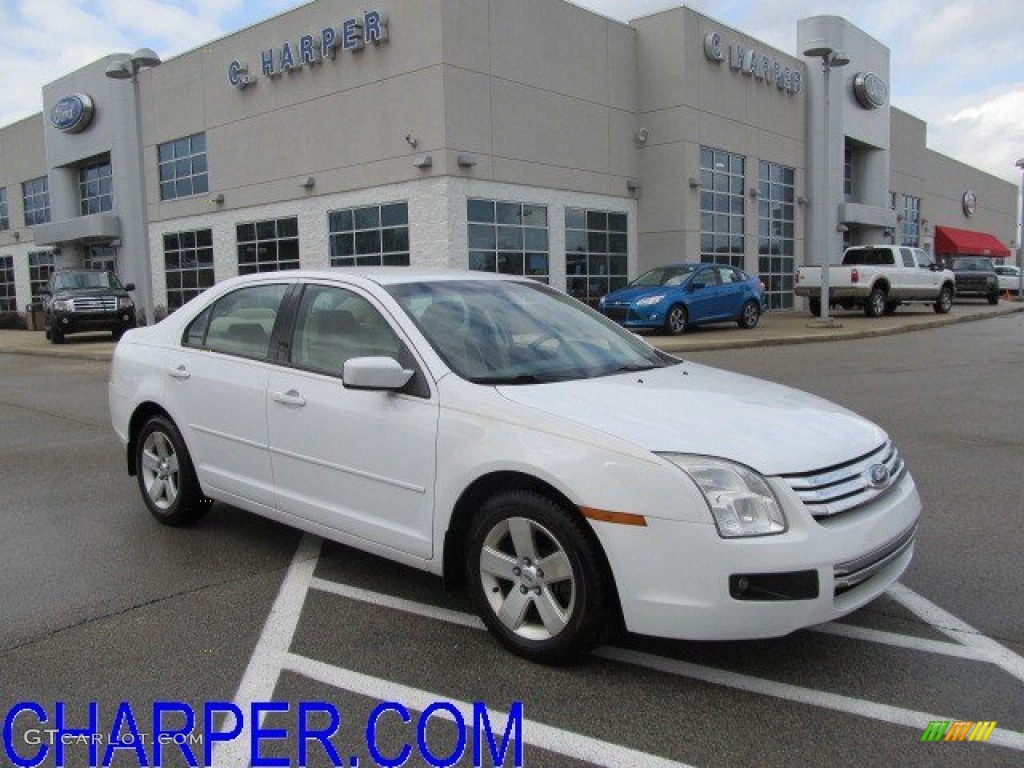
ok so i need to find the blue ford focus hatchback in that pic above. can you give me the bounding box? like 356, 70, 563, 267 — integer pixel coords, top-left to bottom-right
598, 263, 767, 335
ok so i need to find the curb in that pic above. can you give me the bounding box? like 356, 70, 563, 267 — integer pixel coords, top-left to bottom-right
650, 302, 1024, 353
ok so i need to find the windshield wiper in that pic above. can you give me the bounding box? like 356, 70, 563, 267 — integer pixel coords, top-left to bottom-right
595, 363, 662, 378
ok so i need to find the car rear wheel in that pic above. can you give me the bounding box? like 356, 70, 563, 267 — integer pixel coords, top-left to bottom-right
933, 286, 953, 314
466, 490, 609, 664
864, 287, 886, 318
663, 304, 688, 335
987, 291, 999, 305
737, 300, 761, 329
136, 415, 208, 526
808, 298, 821, 317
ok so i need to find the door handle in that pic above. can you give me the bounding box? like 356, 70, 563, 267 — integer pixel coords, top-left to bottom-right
166, 364, 191, 380
271, 389, 307, 407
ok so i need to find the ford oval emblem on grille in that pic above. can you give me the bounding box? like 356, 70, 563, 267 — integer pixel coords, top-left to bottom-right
866, 464, 891, 489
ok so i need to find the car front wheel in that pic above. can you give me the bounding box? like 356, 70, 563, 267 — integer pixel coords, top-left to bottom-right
933, 286, 953, 314
466, 490, 609, 664
663, 304, 688, 335
987, 291, 999, 305
135, 415, 208, 526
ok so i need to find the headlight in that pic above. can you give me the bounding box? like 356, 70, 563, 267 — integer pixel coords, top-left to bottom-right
662, 455, 786, 538
636, 294, 666, 307
118, 296, 134, 309
53, 299, 73, 311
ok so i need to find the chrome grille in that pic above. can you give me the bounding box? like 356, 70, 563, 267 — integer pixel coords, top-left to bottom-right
780, 440, 905, 519
603, 305, 630, 323
834, 523, 917, 594
73, 296, 117, 312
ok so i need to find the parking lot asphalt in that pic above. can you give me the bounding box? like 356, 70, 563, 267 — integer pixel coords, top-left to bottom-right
2, 299, 1022, 360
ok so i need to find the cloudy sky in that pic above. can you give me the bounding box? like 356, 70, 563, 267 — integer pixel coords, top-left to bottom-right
2, 0, 1022, 184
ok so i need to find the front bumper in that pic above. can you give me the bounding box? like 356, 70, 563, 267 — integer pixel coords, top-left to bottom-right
52, 310, 136, 334
590, 470, 921, 641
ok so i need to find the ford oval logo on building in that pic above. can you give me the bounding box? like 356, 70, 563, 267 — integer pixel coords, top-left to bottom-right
853, 72, 888, 110
50, 94, 95, 133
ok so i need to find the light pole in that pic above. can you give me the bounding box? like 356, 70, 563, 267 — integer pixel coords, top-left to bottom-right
803, 45, 849, 324
1016, 158, 1024, 299
105, 48, 161, 325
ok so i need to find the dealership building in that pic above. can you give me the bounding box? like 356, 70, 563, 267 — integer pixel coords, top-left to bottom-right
0, 0, 1017, 322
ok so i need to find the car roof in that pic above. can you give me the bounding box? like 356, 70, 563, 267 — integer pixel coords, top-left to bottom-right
216, 267, 531, 288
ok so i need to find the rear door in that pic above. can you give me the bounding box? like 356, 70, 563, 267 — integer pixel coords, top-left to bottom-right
165, 282, 291, 509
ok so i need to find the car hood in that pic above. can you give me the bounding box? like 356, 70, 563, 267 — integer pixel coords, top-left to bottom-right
496, 362, 886, 476
603, 285, 676, 304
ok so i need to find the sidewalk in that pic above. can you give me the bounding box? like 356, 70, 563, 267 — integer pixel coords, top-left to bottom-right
1, 300, 1021, 362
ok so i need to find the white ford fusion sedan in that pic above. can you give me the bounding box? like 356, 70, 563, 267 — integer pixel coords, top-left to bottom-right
110, 270, 921, 663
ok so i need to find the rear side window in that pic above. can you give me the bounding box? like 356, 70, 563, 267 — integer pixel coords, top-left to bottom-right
183, 283, 288, 359
843, 248, 894, 266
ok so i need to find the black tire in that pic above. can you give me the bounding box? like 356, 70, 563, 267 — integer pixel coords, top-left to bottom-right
135, 415, 208, 526
737, 299, 761, 329
663, 304, 688, 335
933, 285, 953, 314
864, 287, 886, 318
808, 298, 821, 317
466, 490, 609, 664
50, 324, 64, 344
883, 301, 900, 315
987, 291, 999, 305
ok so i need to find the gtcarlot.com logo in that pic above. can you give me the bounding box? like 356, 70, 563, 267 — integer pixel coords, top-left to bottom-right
920, 720, 997, 743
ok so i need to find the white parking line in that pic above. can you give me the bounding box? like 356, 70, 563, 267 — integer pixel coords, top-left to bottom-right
222, 536, 1024, 765
307, 577, 1024, 752
285, 652, 695, 768
887, 581, 1024, 685
213, 533, 322, 767
809, 622, 989, 661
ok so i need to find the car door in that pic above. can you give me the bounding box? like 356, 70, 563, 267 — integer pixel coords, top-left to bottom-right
715, 266, 746, 318
685, 267, 722, 322
166, 282, 291, 510
266, 282, 439, 558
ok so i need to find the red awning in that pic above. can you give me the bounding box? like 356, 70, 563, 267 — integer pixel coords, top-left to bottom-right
934, 225, 1010, 258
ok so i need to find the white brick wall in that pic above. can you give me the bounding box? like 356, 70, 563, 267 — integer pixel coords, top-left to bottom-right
147, 178, 637, 310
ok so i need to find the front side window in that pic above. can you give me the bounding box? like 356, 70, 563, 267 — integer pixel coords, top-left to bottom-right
237, 217, 299, 275
0, 187, 8, 230
467, 199, 549, 282
290, 284, 404, 375
565, 208, 628, 306
28, 251, 56, 300
0, 255, 14, 312
185, 283, 288, 359
757, 160, 795, 310
389, 279, 667, 384
329, 202, 409, 267
158, 133, 209, 201
700, 147, 745, 269
79, 160, 113, 215
164, 229, 215, 310
22, 177, 50, 226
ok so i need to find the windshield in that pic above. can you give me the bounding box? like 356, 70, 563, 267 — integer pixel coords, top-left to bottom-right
53, 271, 121, 290
951, 257, 993, 271
387, 280, 674, 384
630, 265, 697, 287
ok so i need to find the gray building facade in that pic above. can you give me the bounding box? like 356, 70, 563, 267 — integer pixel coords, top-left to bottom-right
0, 0, 1017, 319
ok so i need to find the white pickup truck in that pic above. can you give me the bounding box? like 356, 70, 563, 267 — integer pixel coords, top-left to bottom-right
795, 245, 956, 317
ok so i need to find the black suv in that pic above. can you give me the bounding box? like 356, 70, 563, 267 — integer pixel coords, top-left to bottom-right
43, 269, 137, 344
947, 256, 999, 305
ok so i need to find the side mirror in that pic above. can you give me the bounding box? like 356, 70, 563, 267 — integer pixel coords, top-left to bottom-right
124, 283, 136, 291
343, 356, 414, 391
688, 282, 705, 292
